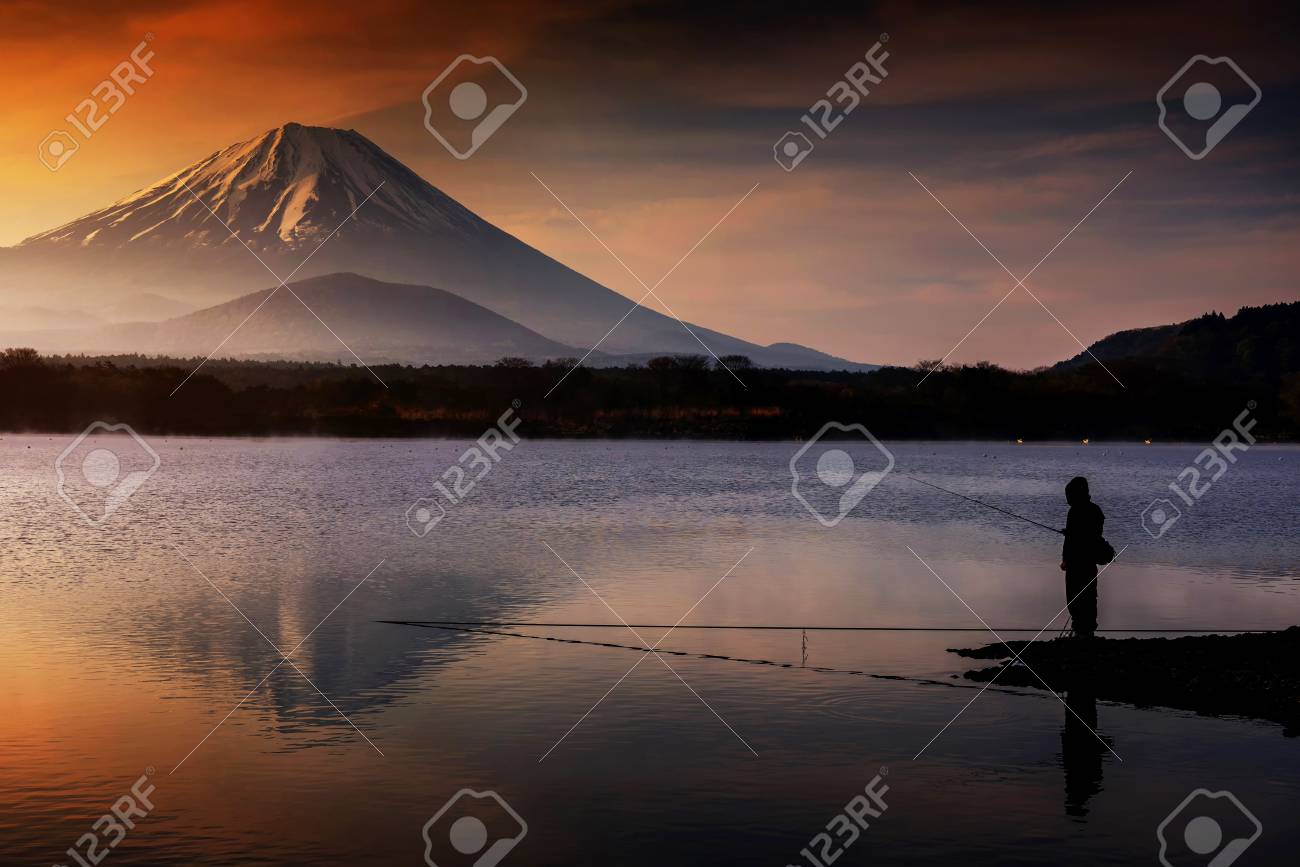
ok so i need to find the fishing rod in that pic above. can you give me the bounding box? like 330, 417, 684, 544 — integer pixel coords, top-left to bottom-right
379, 621, 1275, 634
899, 472, 1063, 535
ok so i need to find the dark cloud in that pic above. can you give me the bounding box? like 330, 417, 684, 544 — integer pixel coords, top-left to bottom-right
3, 0, 1297, 366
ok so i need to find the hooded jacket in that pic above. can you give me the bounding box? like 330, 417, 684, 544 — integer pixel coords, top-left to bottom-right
1062, 478, 1104, 568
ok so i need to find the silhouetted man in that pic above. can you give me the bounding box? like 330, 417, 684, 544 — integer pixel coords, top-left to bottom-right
1060, 476, 1104, 639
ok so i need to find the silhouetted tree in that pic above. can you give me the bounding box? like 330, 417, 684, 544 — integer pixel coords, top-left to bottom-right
677, 355, 710, 371
1, 347, 42, 368
494, 357, 535, 368
717, 355, 754, 370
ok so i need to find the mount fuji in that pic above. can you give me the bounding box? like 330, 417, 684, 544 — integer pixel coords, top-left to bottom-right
2, 123, 873, 370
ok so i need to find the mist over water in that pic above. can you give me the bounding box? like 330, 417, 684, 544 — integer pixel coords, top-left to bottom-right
2, 436, 1297, 865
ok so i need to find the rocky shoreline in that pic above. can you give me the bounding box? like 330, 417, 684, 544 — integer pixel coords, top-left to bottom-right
951, 627, 1300, 735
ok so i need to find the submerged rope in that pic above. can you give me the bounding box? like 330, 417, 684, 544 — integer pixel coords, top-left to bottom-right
380, 619, 1279, 706
381, 619, 1022, 695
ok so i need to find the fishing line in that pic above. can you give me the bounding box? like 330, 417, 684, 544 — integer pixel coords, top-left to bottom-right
899, 472, 1063, 535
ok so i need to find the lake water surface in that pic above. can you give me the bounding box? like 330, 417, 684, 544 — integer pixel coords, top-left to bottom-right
2, 435, 1297, 865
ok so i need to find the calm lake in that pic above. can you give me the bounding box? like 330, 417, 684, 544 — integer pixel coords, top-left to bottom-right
2, 435, 1297, 865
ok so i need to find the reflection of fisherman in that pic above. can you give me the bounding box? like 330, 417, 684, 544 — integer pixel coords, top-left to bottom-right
1061, 669, 1105, 817
1060, 476, 1104, 639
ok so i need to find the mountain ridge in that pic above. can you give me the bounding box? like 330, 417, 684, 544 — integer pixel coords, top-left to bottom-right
4, 123, 875, 371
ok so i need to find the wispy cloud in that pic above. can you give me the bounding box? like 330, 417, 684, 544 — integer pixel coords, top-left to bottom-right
2, 0, 1295, 367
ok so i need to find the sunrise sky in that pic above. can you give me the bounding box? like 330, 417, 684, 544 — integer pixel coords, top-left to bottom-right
2, 0, 1297, 367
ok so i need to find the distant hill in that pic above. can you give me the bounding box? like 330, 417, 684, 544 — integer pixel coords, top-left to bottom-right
0, 273, 580, 365
0, 294, 194, 332
1057, 302, 1300, 382
0, 272, 883, 369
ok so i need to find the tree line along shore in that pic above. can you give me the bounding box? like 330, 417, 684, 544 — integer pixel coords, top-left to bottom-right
2, 348, 1296, 440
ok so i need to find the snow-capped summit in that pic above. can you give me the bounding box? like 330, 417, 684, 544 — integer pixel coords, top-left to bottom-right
4, 123, 874, 369
22, 123, 481, 250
